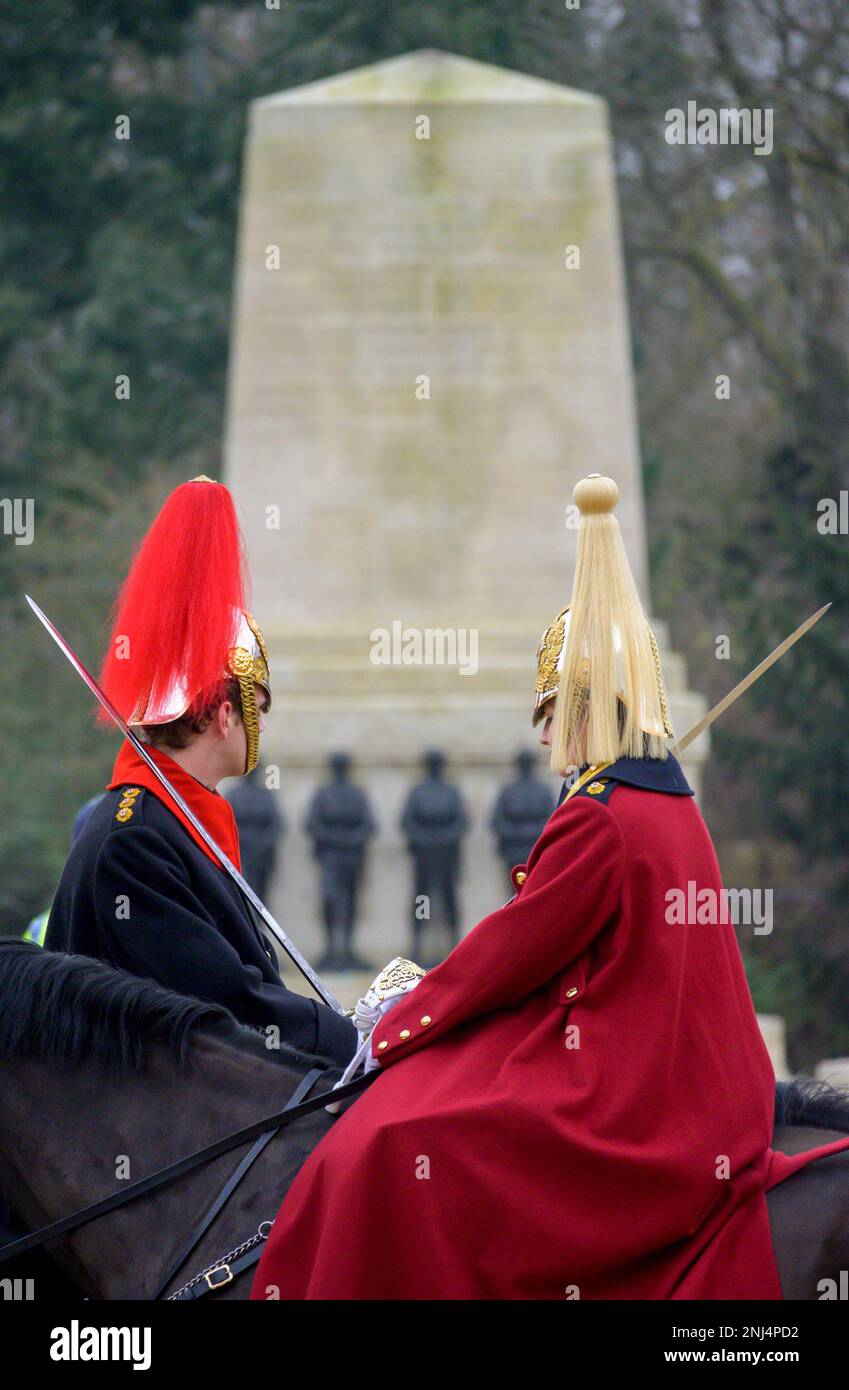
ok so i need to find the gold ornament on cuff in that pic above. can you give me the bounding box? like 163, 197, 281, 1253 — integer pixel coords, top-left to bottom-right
372, 957, 426, 1002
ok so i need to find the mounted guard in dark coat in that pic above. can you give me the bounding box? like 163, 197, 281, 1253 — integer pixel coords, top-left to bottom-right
45, 477, 355, 1066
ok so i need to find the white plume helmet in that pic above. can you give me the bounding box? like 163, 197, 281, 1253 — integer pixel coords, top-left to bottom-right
534, 475, 674, 770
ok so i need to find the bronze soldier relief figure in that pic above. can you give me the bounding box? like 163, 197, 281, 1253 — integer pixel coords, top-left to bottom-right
490, 750, 554, 893
306, 752, 376, 972
400, 750, 468, 966
226, 766, 286, 904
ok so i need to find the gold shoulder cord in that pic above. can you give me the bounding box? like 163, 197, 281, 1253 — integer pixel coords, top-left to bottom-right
563, 761, 614, 804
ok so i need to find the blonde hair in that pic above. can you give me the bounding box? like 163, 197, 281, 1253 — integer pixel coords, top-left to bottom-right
550, 475, 672, 773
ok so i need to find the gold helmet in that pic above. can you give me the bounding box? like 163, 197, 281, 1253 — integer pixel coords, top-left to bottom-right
130, 609, 271, 776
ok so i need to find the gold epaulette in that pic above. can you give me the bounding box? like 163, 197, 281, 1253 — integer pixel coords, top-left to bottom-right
114, 787, 142, 823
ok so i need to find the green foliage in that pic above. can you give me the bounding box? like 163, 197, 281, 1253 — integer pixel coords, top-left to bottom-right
1, 0, 847, 1059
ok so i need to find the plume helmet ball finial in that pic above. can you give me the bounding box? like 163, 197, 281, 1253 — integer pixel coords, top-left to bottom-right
573, 474, 619, 516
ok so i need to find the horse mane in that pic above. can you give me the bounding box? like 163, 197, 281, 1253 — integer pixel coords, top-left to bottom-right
0, 939, 251, 1074
774, 1077, 849, 1133
8, 941, 845, 1119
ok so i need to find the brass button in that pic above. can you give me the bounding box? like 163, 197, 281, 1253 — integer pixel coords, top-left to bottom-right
565, 986, 578, 998
587, 781, 606, 795
377, 1040, 388, 1051
420, 1015, 432, 1026
515, 870, 527, 885
399, 1029, 411, 1040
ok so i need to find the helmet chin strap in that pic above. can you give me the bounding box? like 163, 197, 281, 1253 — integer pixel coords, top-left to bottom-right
241, 710, 258, 776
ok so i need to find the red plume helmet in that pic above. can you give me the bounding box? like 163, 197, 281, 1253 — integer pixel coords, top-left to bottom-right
99, 478, 265, 744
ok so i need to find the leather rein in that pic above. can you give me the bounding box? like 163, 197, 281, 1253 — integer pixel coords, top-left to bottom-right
0, 1068, 375, 1298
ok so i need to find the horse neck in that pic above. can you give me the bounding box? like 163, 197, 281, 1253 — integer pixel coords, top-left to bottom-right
773, 1123, 848, 1155
0, 1030, 307, 1299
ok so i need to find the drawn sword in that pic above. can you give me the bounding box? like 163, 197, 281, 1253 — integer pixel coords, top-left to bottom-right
553, 602, 831, 809
25, 593, 345, 1016
673, 603, 831, 755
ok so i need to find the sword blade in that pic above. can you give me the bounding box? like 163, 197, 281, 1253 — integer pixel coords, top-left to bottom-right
25, 594, 345, 1015
674, 603, 831, 756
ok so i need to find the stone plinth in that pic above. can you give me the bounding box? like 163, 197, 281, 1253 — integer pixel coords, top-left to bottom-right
223, 50, 708, 973
758, 1014, 791, 1081
815, 1058, 849, 1088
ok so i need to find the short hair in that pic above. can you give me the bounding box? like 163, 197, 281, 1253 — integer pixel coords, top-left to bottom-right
141, 676, 243, 752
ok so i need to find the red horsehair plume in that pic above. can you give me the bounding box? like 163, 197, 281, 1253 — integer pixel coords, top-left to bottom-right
99, 478, 248, 724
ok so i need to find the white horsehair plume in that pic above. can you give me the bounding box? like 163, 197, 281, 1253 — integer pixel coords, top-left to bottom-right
550, 474, 673, 773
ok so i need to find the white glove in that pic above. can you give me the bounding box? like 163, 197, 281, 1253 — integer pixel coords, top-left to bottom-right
353, 990, 404, 1036
327, 958, 425, 1106
362, 994, 407, 1072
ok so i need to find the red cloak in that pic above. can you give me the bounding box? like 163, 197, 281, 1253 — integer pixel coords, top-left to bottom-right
252, 759, 849, 1300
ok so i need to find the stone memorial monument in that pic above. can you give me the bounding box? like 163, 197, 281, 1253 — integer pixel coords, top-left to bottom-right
223, 49, 708, 981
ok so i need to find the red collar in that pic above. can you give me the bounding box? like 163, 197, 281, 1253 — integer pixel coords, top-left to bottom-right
108, 741, 241, 872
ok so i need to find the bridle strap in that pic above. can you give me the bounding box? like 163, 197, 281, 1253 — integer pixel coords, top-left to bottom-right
169, 1238, 267, 1301
0, 1070, 375, 1265
151, 1067, 323, 1301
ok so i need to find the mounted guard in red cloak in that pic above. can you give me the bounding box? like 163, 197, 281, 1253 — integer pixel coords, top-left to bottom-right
251, 474, 848, 1299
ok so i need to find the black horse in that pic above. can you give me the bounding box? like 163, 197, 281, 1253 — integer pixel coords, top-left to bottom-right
1, 940, 848, 1300
0, 940, 345, 1299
